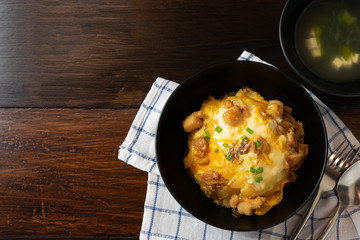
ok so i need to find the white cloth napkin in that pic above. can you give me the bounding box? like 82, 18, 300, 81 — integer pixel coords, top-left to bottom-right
118, 51, 360, 240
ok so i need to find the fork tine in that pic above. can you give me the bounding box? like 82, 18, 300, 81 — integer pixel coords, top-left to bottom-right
335, 145, 352, 168
348, 146, 360, 164
338, 146, 360, 172
328, 140, 347, 166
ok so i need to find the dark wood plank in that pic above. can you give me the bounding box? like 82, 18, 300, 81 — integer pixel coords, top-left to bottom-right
332, 109, 360, 140
0, 0, 291, 108
0, 0, 357, 110
0, 108, 147, 238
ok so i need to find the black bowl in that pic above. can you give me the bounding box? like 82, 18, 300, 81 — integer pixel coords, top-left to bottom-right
279, 0, 360, 97
156, 61, 327, 231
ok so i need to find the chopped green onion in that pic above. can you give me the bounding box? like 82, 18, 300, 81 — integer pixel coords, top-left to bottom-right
246, 127, 254, 134
341, 11, 356, 25
255, 176, 263, 183
223, 143, 229, 147
215, 149, 219, 153
225, 153, 232, 161
204, 130, 210, 141
215, 126, 223, 133
255, 140, 261, 147
250, 167, 256, 173
256, 167, 263, 174
314, 26, 322, 39
341, 45, 352, 60
240, 135, 248, 141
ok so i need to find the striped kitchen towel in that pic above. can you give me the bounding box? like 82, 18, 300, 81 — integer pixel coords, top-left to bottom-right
118, 51, 360, 240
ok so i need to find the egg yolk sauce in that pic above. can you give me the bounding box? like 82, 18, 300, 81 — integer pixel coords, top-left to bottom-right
182, 87, 308, 217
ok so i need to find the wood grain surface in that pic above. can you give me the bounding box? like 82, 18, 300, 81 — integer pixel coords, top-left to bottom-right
0, 0, 358, 239
0, 109, 147, 238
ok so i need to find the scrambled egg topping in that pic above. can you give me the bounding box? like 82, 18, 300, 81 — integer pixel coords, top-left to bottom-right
182, 87, 308, 217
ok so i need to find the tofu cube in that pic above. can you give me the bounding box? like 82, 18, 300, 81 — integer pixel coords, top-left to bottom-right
342, 57, 352, 69
311, 48, 321, 57
306, 38, 319, 49
332, 57, 343, 70
351, 53, 359, 64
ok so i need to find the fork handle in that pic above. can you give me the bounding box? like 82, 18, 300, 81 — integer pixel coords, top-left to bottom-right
289, 187, 323, 240
318, 200, 346, 240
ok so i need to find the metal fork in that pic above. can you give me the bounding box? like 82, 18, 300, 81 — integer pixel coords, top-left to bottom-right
318, 152, 360, 240
290, 140, 360, 240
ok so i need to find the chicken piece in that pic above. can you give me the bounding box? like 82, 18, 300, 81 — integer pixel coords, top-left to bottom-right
232, 99, 248, 110
278, 120, 293, 134
286, 144, 309, 169
256, 137, 270, 154
223, 99, 233, 108
230, 139, 256, 158
286, 130, 298, 148
284, 105, 293, 115
200, 170, 228, 197
229, 194, 239, 208
266, 100, 284, 122
222, 99, 249, 126
182, 111, 204, 132
192, 137, 209, 158
283, 112, 296, 124
200, 170, 227, 185
237, 197, 266, 216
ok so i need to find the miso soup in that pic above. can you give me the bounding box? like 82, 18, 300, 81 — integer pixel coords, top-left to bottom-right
295, 0, 360, 83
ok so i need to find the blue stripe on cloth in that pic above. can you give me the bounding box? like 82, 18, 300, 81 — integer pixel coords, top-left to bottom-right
149, 162, 157, 173
175, 206, 183, 239
321, 191, 336, 199
120, 145, 157, 162
141, 230, 189, 240
322, 107, 351, 141
327, 128, 360, 158
229, 231, 234, 240
258, 229, 262, 240
341, 206, 360, 218
144, 205, 194, 218
154, 81, 175, 93
147, 174, 160, 240
141, 103, 162, 114
126, 80, 171, 163
310, 212, 315, 239
261, 230, 288, 238
313, 215, 332, 221
283, 221, 287, 240
320, 109, 329, 117
327, 126, 349, 144
131, 124, 156, 137
125, 153, 132, 165
238, 56, 250, 61
148, 180, 166, 188
202, 224, 208, 240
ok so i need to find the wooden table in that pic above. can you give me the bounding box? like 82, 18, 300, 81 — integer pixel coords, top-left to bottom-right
0, 0, 359, 239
